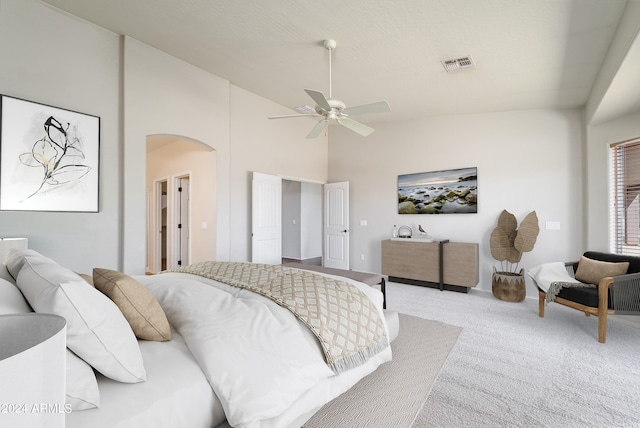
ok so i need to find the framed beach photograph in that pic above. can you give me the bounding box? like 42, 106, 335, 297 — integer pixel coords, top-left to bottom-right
398, 167, 477, 214
0, 95, 100, 212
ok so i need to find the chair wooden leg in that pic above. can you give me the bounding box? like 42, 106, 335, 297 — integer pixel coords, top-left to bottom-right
538, 291, 545, 317
598, 312, 607, 343
597, 280, 610, 343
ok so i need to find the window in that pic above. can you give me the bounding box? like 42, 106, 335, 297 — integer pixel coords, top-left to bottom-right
610, 138, 640, 256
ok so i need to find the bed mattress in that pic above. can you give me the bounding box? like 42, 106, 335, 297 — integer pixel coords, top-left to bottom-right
66, 328, 224, 428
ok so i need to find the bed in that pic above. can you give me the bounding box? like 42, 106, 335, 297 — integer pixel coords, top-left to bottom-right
0, 249, 397, 428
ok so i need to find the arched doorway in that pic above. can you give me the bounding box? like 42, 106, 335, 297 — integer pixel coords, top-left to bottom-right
146, 134, 216, 273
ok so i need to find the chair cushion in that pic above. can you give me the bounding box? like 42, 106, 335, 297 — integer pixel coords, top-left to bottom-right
574, 256, 629, 284
583, 251, 640, 274
556, 286, 611, 309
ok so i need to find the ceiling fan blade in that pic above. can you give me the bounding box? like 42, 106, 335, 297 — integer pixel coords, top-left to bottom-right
304, 89, 332, 111
268, 113, 319, 119
337, 117, 375, 137
342, 101, 391, 116
306, 120, 327, 139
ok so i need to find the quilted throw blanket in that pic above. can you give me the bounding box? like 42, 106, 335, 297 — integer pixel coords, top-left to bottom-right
169, 261, 388, 374
528, 262, 596, 303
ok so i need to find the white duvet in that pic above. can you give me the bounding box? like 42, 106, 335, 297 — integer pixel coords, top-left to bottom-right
137, 271, 392, 428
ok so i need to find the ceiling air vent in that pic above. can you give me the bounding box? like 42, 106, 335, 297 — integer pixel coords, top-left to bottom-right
441, 55, 476, 73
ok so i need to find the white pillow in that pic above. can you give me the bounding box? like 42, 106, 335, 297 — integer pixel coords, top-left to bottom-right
0, 277, 99, 408
0, 274, 100, 410
0, 278, 32, 314
10, 250, 146, 383
5, 248, 41, 279
66, 349, 100, 410
0, 264, 16, 284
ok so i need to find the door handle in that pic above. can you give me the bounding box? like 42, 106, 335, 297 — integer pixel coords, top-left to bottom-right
342, 229, 348, 233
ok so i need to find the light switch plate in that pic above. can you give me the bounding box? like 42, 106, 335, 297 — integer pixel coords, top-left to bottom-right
545, 221, 560, 230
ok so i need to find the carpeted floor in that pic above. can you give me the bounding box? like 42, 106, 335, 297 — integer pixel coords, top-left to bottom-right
304, 314, 461, 428
384, 281, 640, 428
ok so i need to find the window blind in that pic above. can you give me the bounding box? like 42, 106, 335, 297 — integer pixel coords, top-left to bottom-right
610, 138, 640, 255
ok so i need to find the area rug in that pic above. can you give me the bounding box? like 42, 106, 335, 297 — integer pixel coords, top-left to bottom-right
388, 281, 640, 427
303, 314, 462, 428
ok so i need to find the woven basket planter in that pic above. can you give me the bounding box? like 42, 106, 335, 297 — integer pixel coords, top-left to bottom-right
492, 267, 526, 302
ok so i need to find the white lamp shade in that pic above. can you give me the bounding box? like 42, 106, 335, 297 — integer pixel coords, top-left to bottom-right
0, 238, 28, 264
0, 314, 67, 428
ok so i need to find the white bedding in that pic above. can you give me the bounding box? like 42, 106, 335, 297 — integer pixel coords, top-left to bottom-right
3, 255, 393, 428
66, 328, 222, 428
137, 271, 393, 428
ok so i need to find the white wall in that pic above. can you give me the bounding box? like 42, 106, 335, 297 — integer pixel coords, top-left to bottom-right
146, 140, 217, 273
584, 0, 640, 251
282, 180, 302, 259
123, 37, 231, 274
0, 0, 120, 272
329, 109, 584, 297
585, 110, 640, 250
585, 0, 640, 126
301, 182, 323, 260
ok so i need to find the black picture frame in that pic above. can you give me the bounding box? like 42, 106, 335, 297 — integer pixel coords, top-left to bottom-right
0, 94, 100, 212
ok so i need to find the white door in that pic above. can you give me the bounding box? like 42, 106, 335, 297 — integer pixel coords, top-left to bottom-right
154, 179, 168, 273
251, 172, 282, 264
323, 182, 349, 269
176, 176, 190, 267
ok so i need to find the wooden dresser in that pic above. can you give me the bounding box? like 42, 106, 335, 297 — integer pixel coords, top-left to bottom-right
381, 239, 479, 292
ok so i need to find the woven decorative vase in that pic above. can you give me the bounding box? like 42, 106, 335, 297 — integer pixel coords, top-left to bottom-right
492, 267, 526, 302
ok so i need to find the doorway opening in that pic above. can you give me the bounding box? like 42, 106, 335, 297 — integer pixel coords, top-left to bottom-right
281, 179, 323, 266
251, 172, 349, 269
146, 134, 216, 274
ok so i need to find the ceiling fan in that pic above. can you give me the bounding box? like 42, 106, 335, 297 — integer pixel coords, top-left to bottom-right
268, 39, 391, 139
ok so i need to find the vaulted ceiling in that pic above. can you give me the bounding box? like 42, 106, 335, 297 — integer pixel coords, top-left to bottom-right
40, 0, 634, 124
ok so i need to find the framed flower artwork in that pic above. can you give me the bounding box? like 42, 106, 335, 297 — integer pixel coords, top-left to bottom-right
0, 95, 100, 212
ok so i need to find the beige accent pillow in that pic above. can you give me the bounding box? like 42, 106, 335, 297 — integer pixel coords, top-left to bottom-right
76, 272, 94, 285
93, 268, 171, 342
574, 256, 629, 285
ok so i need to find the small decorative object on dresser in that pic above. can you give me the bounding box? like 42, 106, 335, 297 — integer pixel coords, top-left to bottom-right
397, 225, 412, 238
489, 209, 539, 302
